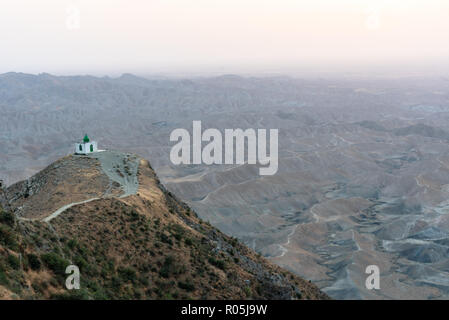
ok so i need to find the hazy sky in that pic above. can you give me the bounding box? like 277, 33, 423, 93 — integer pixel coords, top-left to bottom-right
1, 0, 448, 76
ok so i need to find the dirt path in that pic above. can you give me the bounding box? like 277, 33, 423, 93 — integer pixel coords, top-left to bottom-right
41, 150, 140, 222
42, 197, 102, 222
91, 150, 139, 197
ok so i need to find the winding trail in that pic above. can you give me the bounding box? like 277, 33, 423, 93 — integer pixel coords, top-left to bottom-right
277, 224, 299, 258
43, 197, 102, 222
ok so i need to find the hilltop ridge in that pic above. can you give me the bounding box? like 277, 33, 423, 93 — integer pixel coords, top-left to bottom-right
0, 151, 328, 300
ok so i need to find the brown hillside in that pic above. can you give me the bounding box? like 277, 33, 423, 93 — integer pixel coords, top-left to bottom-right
0, 151, 329, 300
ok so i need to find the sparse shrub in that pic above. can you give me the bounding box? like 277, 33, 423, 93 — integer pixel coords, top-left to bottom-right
184, 238, 193, 246
67, 239, 78, 250
159, 257, 174, 278
74, 255, 93, 275
7, 254, 20, 270
256, 284, 263, 296
41, 252, 69, 276
31, 281, 46, 294
159, 256, 185, 278
0, 225, 17, 248
134, 289, 143, 299
163, 292, 174, 299
93, 288, 109, 300
0, 210, 15, 227
160, 233, 173, 245
170, 224, 185, 241
118, 267, 137, 283
208, 257, 226, 270
138, 275, 149, 286
174, 233, 182, 241
111, 276, 123, 290
178, 280, 195, 292
130, 210, 139, 221
0, 271, 9, 286
230, 237, 239, 247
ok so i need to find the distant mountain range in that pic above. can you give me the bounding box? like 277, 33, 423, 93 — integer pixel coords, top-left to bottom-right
2, 72, 449, 299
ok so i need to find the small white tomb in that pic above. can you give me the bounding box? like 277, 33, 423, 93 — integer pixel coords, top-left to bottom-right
75, 134, 98, 155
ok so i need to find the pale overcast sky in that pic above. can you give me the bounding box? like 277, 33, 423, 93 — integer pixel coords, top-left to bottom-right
0, 0, 448, 76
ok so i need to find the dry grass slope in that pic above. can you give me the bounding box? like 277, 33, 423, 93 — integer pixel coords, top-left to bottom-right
0, 155, 328, 300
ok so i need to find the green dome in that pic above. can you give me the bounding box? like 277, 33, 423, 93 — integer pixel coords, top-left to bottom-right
83, 134, 90, 143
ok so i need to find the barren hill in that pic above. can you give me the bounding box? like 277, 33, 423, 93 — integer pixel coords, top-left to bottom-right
0, 151, 328, 300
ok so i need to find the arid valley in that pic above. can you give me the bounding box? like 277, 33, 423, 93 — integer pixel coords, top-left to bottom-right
2, 72, 449, 299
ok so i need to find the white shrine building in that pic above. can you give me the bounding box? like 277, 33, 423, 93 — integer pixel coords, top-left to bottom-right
75, 134, 98, 155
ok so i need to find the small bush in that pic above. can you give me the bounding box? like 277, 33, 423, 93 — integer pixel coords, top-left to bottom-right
67, 239, 78, 250
41, 252, 69, 276
0, 210, 15, 227
0, 225, 17, 248
111, 276, 123, 290
208, 257, 226, 270
160, 233, 173, 245
0, 271, 9, 286
138, 275, 149, 286
244, 286, 252, 297
130, 210, 139, 221
170, 224, 185, 240
159, 256, 185, 278
159, 257, 174, 278
118, 267, 137, 283
31, 281, 47, 294
7, 255, 20, 270
73, 256, 88, 273
27, 254, 41, 270
178, 280, 195, 292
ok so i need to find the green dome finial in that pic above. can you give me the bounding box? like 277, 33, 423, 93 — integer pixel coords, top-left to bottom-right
83, 134, 90, 143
